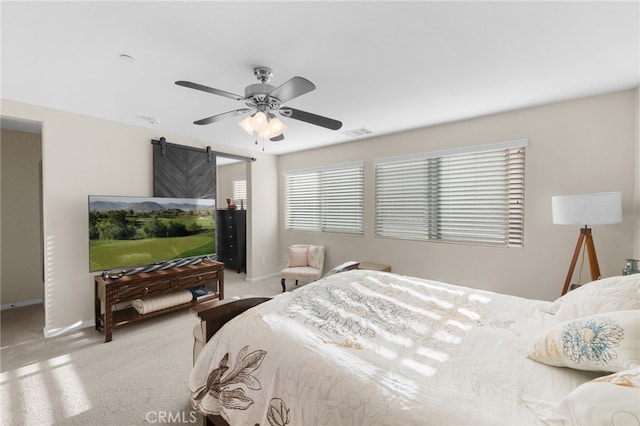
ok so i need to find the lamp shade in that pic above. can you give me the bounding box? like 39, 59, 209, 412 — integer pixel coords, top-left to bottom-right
552, 191, 622, 225
268, 117, 287, 136
238, 116, 254, 135
251, 112, 269, 132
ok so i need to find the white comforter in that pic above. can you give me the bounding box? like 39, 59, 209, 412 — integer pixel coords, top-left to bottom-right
190, 270, 597, 425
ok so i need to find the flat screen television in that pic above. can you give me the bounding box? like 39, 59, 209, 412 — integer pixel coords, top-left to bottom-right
89, 195, 216, 273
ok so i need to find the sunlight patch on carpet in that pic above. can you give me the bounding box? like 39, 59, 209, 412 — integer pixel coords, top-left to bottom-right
49, 354, 92, 418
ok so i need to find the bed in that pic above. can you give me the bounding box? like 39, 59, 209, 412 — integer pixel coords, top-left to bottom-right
190, 269, 640, 426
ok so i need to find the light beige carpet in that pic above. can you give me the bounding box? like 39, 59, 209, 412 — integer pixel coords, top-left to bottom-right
0, 271, 286, 425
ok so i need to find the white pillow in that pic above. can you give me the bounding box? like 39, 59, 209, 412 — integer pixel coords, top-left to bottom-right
548, 275, 640, 321
524, 367, 640, 426
528, 310, 640, 372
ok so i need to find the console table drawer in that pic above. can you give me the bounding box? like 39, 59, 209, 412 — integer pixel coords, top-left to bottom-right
176, 271, 219, 290
115, 279, 173, 301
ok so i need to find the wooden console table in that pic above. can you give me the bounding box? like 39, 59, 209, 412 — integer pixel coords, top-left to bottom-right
94, 259, 224, 342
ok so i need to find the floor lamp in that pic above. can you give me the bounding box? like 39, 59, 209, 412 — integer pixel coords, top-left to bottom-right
552, 191, 622, 296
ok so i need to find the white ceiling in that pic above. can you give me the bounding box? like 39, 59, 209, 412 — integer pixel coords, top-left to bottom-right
2, 1, 638, 156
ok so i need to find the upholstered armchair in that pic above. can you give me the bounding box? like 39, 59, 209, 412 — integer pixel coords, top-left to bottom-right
280, 244, 325, 292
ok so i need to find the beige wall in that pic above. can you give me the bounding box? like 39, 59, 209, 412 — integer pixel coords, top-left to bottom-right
247, 154, 279, 278
278, 89, 639, 301
216, 158, 279, 279
216, 162, 246, 209
1, 88, 638, 335
1, 129, 44, 306
635, 88, 640, 258
1, 99, 279, 336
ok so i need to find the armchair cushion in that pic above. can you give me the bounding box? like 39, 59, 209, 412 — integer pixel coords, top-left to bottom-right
307, 245, 324, 270
288, 246, 309, 267
280, 266, 323, 281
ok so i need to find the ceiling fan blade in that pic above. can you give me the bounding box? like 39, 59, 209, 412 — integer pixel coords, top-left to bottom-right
194, 108, 252, 125
268, 77, 316, 103
176, 81, 244, 101
270, 134, 285, 142
279, 108, 342, 130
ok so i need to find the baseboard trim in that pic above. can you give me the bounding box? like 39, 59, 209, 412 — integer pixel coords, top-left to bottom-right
0, 298, 44, 311
245, 271, 279, 283
44, 319, 95, 338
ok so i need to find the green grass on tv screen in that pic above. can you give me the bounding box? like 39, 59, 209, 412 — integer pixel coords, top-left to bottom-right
90, 232, 215, 271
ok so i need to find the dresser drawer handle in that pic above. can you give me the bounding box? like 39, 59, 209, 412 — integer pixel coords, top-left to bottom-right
144, 287, 149, 293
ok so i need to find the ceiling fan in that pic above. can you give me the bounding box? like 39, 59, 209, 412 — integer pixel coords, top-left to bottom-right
176, 67, 342, 141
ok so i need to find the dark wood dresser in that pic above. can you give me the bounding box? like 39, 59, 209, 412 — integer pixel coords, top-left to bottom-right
216, 209, 246, 273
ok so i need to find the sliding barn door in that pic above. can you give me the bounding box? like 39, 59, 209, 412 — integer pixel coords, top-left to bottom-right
153, 142, 216, 199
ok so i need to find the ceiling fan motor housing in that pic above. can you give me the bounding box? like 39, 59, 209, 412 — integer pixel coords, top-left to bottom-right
244, 83, 281, 110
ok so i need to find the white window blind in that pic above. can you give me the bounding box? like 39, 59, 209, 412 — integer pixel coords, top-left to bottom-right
375, 140, 526, 247
285, 162, 364, 235
232, 177, 246, 207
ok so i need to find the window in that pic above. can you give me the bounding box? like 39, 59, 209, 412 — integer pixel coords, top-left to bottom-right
375, 140, 526, 247
232, 177, 247, 208
284, 162, 364, 235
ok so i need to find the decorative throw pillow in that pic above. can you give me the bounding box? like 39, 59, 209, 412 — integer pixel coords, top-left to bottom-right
528, 310, 640, 372
288, 247, 308, 267
547, 275, 640, 319
523, 367, 640, 425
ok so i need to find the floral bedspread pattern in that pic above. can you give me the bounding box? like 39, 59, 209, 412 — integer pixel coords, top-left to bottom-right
190, 270, 596, 425
191, 344, 292, 426
285, 284, 416, 339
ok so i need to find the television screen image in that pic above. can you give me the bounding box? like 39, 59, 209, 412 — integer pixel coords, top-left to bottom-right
89, 195, 216, 272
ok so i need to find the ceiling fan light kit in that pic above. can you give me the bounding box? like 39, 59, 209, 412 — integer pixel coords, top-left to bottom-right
176, 66, 342, 143
238, 116, 254, 135
238, 112, 288, 139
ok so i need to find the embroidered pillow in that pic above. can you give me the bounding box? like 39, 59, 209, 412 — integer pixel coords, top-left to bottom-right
288, 247, 309, 267
524, 367, 640, 425
528, 310, 640, 372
